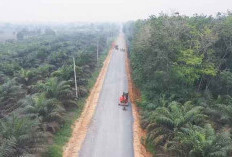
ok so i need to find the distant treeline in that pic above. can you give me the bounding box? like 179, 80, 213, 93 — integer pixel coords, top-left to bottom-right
0, 23, 118, 156
0, 22, 117, 42
124, 12, 232, 156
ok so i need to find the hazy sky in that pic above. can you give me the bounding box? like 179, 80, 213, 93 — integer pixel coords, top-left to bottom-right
0, 0, 231, 22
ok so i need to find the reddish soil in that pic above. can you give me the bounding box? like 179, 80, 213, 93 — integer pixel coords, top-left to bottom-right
63, 43, 114, 157
124, 35, 152, 157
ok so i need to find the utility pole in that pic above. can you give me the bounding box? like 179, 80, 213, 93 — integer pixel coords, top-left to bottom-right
73, 57, 78, 98
97, 39, 99, 64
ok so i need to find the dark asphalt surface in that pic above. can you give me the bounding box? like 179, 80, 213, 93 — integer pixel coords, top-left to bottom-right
79, 37, 134, 157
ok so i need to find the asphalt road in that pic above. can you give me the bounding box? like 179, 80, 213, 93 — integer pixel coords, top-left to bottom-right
79, 36, 134, 157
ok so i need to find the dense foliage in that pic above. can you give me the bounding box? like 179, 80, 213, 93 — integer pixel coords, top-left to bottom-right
0, 23, 118, 156
124, 12, 232, 156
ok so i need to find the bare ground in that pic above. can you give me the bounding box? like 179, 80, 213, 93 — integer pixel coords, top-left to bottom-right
63, 41, 114, 157
63, 34, 151, 157
124, 34, 152, 157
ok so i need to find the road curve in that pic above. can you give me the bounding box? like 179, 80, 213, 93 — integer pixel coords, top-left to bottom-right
79, 34, 134, 157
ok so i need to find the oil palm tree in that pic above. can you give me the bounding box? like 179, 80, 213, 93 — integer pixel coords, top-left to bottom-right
0, 114, 47, 156
40, 77, 71, 100
206, 95, 232, 126
38, 77, 76, 108
21, 94, 65, 132
52, 65, 73, 80
15, 68, 37, 94
144, 101, 204, 149
169, 124, 232, 157
0, 79, 25, 116
17, 68, 34, 86
213, 103, 232, 126
0, 72, 8, 84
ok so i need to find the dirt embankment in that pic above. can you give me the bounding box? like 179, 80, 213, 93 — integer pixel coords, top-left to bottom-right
124, 35, 152, 157
63, 43, 114, 157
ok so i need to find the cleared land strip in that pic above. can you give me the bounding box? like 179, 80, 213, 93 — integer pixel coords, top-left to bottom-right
79, 33, 133, 157
63, 41, 114, 157
124, 34, 152, 157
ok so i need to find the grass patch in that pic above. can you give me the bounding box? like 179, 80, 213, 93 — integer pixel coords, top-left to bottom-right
43, 46, 111, 157
43, 98, 85, 157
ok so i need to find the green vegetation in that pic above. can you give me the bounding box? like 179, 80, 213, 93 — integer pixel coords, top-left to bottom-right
0, 23, 118, 156
45, 98, 85, 157
45, 44, 112, 157
124, 12, 232, 156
